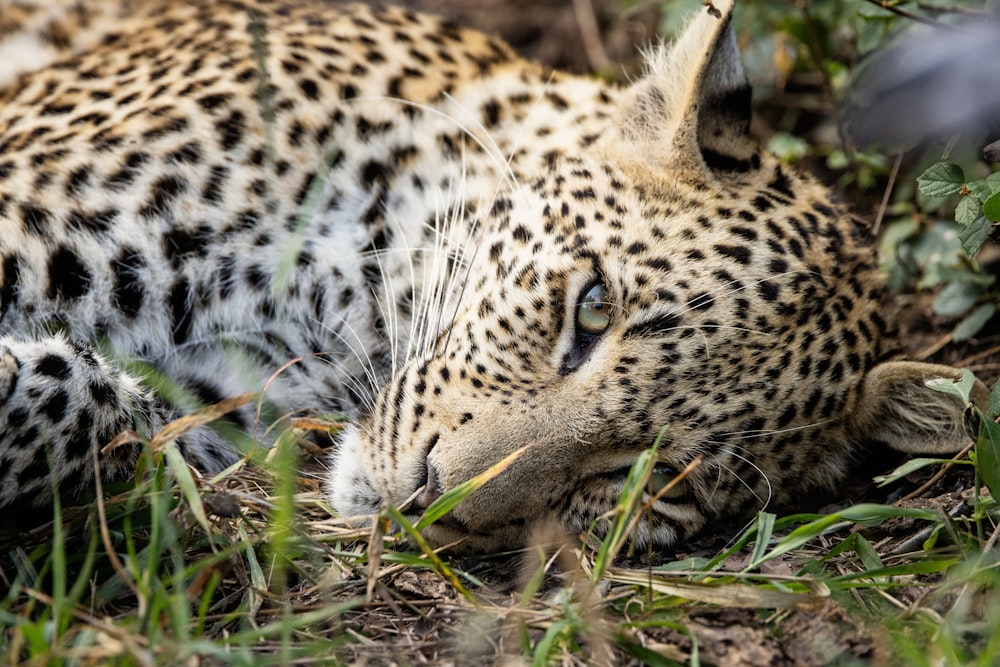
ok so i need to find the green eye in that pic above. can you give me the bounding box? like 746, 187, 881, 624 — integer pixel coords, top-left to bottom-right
649, 464, 687, 500
577, 282, 611, 335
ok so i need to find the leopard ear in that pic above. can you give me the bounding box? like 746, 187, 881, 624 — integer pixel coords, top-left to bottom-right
617, 0, 756, 174
847, 361, 989, 454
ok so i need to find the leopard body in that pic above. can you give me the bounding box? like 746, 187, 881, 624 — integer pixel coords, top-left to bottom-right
0, 0, 975, 550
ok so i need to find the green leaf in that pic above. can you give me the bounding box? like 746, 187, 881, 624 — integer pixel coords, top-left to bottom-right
960, 216, 994, 257
857, 19, 890, 55
984, 192, 1000, 222
853, 534, 883, 573
384, 505, 473, 599
926, 367, 977, 403
923, 524, 943, 551
592, 442, 661, 579
990, 379, 1000, 420
826, 149, 849, 170
953, 303, 996, 341
655, 556, 712, 572
933, 281, 982, 317
828, 558, 957, 582
533, 619, 571, 667
976, 416, 1000, 500
967, 180, 993, 201
955, 195, 982, 226
937, 266, 996, 288
917, 162, 965, 197
908, 222, 965, 289
987, 171, 1000, 193
873, 457, 967, 487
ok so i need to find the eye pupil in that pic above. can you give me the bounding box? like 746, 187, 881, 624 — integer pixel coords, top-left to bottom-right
577, 282, 611, 335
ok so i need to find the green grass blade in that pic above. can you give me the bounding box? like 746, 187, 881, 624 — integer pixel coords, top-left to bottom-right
237, 522, 267, 619
749, 512, 776, 566
874, 457, 970, 486
828, 558, 958, 584
609, 570, 827, 610
415, 445, 530, 531
836, 504, 938, 524
163, 441, 212, 534
532, 619, 571, 667
45, 449, 69, 643
591, 438, 665, 580
748, 504, 937, 570
697, 513, 817, 574
384, 506, 472, 599
617, 639, 683, 667
854, 534, 883, 573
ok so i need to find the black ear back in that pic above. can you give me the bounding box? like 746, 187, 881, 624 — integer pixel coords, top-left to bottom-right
614, 0, 757, 177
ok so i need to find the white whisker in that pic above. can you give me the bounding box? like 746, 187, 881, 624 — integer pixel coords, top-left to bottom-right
705, 452, 771, 509
353, 95, 521, 193
312, 313, 383, 398
720, 419, 835, 440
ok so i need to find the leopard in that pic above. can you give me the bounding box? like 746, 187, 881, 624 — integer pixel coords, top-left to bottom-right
0, 0, 986, 552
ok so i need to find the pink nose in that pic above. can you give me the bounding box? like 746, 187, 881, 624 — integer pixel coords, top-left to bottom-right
413, 463, 442, 510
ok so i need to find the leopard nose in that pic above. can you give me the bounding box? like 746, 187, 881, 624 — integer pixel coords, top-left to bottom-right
413, 462, 443, 510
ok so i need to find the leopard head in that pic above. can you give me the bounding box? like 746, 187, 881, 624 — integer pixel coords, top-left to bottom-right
329, 0, 981, 552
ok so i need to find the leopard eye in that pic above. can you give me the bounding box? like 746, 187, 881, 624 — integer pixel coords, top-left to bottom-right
649, 463, 687, 500
576, 282, 610, 336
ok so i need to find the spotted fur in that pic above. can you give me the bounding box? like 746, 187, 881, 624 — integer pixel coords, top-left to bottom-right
0, 0, 981, 550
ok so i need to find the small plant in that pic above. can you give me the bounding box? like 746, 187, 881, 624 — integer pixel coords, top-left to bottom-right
906, 162, 1000, 340
927, 370, 1000, 514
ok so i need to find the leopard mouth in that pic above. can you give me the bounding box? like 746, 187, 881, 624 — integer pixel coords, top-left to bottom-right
402, 458, 690, 548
